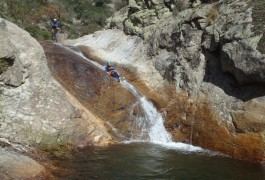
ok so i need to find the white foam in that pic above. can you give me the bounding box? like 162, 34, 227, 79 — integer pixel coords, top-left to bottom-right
123, 140, 203, 152
153, 142, 204, 152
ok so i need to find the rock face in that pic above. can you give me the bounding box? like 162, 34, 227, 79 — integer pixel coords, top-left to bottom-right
0, 138, 45, 180
0, 148, 45, 179
41, 41, 163, 141
0, 18, 113, 147
65, 0, 265, 162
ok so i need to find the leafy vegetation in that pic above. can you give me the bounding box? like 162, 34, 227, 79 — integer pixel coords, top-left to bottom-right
71, 0, 112, 26
25, 24, 50, 40
0, 0, 128, 40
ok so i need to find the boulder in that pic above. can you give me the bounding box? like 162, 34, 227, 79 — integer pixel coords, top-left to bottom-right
0, 18, 112, 147
0, 148, 45, 180
221, 37, 265, 84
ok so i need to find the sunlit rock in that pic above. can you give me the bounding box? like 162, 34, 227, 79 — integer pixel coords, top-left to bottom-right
64, 0, 265, 162
0, 18, 113, 147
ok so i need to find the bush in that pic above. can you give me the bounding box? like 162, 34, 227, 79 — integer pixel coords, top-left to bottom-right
24, 24, 50, 40
38, 30, 51, 40
0, 0, 119, 39
4, 0, 43, 25
73, 1, 112, 26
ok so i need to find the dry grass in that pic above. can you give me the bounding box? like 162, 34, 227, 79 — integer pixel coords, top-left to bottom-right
207, 5, 219, 26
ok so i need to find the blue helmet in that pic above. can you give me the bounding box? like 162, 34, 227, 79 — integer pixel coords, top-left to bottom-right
106, 60, 111, 65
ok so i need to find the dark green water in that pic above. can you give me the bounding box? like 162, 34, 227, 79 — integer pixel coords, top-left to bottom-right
47, 142, 265, 180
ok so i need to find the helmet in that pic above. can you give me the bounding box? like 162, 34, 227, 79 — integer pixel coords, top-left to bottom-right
106, 60, 111, 65
54, 18, 57, 21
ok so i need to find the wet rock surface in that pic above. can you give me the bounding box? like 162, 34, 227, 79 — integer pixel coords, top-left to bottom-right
41, 41, 158, 141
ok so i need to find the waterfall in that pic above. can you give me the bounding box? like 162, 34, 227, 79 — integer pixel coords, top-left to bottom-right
64, 45, 172, 143
120, 81, 172, 143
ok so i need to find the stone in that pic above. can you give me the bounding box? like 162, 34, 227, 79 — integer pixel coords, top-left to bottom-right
221, 37, 265, 84
202, 26, 220, 51
192, 0, 201, 7
0, 60, 25, 87
0, 19, 6, 29
155, 50, 176, 82
106, 6, 129, 30
0, 148, 45, 179
232, 99, 265, 133
0, 18, 113, 147
151, 0, 163, 5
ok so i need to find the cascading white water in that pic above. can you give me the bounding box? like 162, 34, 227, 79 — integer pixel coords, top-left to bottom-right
140, 97, 172, 142
120, 81, 172, 143
64, 46, 172, 143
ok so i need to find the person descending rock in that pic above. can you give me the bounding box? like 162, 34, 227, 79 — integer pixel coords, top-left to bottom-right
50, 18, 60, 42
104, 60, 121, 82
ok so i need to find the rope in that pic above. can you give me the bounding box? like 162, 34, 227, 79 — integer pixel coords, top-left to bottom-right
110, 76, 115, 113
189, 81, 203, 145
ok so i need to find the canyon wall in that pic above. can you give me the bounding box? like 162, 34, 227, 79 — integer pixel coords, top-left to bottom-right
65, 0, 265, 162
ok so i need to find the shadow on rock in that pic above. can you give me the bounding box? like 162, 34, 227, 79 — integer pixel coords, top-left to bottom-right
203, 51, 265, 102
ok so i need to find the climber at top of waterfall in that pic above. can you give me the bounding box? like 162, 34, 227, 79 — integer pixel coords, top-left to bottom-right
104, 60, 121, 82
50, 18, 60, 42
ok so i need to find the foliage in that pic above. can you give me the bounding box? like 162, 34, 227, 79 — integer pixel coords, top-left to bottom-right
0, 0, 128, 40
94, 0, 111, 6
72, 1, 112, 26
3, 0, 44, 25
24, 24, 50, 40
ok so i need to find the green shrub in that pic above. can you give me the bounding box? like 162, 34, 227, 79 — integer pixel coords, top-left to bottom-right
24, 24, 50, 40
38, 30, 51, 40
73, 1, 112, 26
65, 26, 78, 39
24, 24, 39, 37
4, 0, 43, 25
1, 0, 118, 39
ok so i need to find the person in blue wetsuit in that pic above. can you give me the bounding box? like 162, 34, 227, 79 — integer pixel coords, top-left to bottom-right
50, 18, 60, 42
104, 60, 120, 82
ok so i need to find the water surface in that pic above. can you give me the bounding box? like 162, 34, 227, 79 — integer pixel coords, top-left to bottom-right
47, 142, 265, 180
